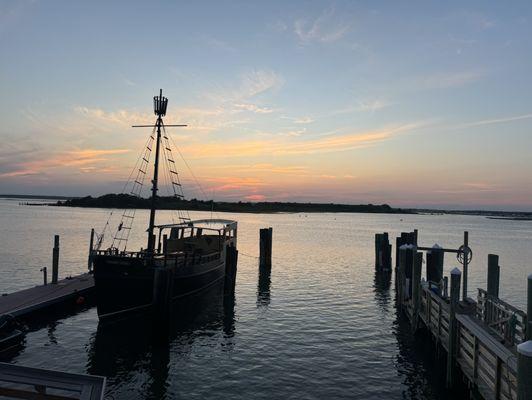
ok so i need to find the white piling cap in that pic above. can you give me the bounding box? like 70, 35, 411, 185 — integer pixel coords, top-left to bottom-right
451, 267, 461, 275
517, 341, 532, 357
432, 243, 442, 249
399, 244, 415, 250
528, 273, 532, 281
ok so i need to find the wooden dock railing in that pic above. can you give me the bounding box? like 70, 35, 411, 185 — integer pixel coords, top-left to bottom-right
477, 288, 527, 346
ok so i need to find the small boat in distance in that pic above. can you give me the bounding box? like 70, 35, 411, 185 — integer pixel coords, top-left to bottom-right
93, 90, 238, 319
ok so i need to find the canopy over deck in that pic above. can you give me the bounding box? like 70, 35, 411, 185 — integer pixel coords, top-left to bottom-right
155, 219, 237, 232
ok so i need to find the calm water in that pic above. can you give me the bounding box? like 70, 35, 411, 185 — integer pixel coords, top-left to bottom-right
1, 198, 531, 399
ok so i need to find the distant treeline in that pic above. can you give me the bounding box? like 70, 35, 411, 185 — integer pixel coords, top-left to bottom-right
56, 193, 403, 214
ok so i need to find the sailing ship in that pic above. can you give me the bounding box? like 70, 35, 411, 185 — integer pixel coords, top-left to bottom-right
93, 90, 238, 319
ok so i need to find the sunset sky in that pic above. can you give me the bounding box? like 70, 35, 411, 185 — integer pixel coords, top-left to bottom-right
1, 1, 531, 210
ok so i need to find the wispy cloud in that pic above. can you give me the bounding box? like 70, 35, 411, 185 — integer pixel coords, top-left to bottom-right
293, 116, 314, 124
355, 99, 392, 113
416, 70, 484, 90
204, 69, 283, 104
457, 113, 532, 128
0, 149, 130, 178
74, 107, 151, 127
324, 99, 392, 117
215, 163, 309, 175
294, 8, 350, 44
181, 123, 420, 158
245, 194, 266, 201
434, 182, 499, 194
233, 103, 274, 114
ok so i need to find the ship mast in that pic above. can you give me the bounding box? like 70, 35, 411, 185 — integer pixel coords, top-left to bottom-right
146, 89, 166, 252
131, 89, 187, 254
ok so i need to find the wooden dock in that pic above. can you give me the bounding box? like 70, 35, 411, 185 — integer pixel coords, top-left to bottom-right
380, 230, 532, 400
0, 274, 94, 318
0, 362, 105, 400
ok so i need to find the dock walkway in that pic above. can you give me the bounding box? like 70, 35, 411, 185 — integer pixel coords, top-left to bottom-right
0, 274, 94, 318
379, 229, 532, 400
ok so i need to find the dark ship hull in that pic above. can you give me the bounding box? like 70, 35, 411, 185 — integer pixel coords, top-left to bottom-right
93, 254, 226, 318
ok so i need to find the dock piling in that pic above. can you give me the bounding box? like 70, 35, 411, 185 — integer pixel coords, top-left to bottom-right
224, 245, 238, 294
462, 231, 469, 301
152, 267, 174, 324
88, 229, 95, 271
52, 235, 59, 284
375, 233, 392, 271
517, 341, 532, 400
426, 244, 444, 294
259, 227, 273, 269
527, 274, 532, 341
162, 234, 168, 254
412, 252, 422, 332
487, 254, 500, 298
40, 267, 47, 286
446, 267, 461, 388
397, 246, 406, 309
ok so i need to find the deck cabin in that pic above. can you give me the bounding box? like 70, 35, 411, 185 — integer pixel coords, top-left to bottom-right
155, 219, 237, 256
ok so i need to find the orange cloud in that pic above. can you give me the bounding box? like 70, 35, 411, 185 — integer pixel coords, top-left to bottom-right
181, 123, 419, 158
245, 194, 266, 201
0, 148, 130, 178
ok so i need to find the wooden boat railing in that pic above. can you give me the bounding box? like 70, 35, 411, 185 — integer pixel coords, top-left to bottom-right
94, 249, 222, 268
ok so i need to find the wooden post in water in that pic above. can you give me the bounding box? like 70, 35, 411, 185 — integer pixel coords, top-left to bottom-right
395, 236, 402, 271
375, 234, 382, 270
397, 246, 406, 310
527, 274, 532, 341
375, 233, 392, 271
52, 235, 59, 284
487, 254, 500, 298
259, 227, 273, 269
517, 341, 532, 400
462, 231, 469, 301
224, 245, 238, 294
404, 245, 415, 299
397, 244, 415, 309
40, 267, 47, 286
426, 244, 444, 294
152, 266, 175, 324
447, 267, 461, 388
162, 234, 168, 254
412, 252, 422, 331
88, 228, 95, 271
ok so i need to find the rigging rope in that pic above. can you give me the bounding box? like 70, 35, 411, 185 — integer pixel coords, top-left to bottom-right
167, 131, 220, 221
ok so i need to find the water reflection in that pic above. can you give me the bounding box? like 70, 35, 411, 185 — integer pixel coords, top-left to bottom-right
223, 293, 236, 339
257, 266, 271, 307
372, 269, 467, 399
47, 321, 58, 345
392, 314, 453, 399
86, 282, 235, 399
373, 271, 392, 314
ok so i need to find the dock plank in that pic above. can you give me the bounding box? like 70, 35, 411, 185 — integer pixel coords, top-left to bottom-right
0, 274, 94, 317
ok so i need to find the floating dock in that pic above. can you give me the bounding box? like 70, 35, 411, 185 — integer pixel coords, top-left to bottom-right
0, 274, 94, 318
377, 230, 532, 400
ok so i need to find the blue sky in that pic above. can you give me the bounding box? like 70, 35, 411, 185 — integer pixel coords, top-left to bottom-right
1, 1, 532, 210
